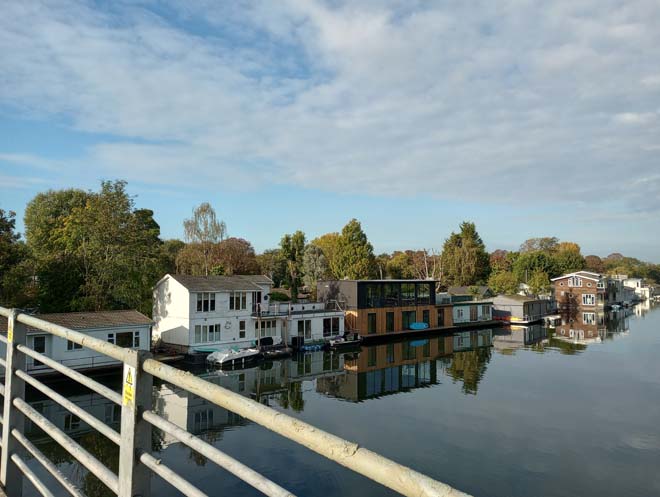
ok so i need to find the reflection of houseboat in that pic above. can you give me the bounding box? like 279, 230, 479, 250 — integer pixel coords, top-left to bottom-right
0, 310, 152, 376
493, 325, 548, 352
317, 329, 493, 401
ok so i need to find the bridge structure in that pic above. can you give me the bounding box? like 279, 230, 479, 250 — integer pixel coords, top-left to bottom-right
0, 306, 472, 497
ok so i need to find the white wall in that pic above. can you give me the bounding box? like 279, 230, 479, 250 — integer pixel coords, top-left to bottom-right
453, 304, 492, 324
287, 312, 345, 344
153, 276, 191, 346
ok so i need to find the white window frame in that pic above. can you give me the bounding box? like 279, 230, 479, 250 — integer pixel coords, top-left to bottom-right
230, 292, 247, 311
583, 312, 596, 325
66, 340, 83, 351
196, 292, 216, 312
582, 294, 595, 306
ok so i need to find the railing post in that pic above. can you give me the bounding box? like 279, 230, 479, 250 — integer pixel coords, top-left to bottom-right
118, 349, 153, 497
1, 309, 27, 497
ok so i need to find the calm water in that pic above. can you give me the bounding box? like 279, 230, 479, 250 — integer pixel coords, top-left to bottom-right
24, 303, 660, 497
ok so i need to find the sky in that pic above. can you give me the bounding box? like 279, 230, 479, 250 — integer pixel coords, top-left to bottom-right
1, 0, 659, 260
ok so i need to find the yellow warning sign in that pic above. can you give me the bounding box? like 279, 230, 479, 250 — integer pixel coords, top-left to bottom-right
7, 321, 13, 343
123, 365, 136, 406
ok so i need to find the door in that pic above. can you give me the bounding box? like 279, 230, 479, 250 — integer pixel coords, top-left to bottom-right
470, 305, 478, 321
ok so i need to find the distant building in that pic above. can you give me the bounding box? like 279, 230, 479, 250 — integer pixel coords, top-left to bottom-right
317, 279, 452, 337
0, 310, 152, 375
451, 300, 493, 325
492, 295, 554, 324
153, 274, 344, 353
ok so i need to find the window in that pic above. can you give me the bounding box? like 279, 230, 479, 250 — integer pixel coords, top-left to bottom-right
259, 320, 278, 338
422, 309, 430, 325
367, 347, 377, 367
470, 305, 478, 321
323, 318, 332, 337
402, 341, 415, 360
238, 373, 245, 392
386, 312, 395, 333
134, 332, 140, 348
402, 310, 416, 329
194, 325, 221, 343
64, 414, 81, 431
229, 292, 247, 311
569, 277, 582, 287
367, 313, 377, 334
193, 409, 214, 432
457, 308, 464, 319
386, 343, 395, 363
384, 283, 400, 306
481, 305, 490, 318
196, 292, 216, 312
416, 284, 430, 305
422, 341, 430, 357
583, 312, 596, 325
105, 404, 121, 424
401, 283, 415, 305
31, 336, 46, 368
437, 308, 445, 327
582, 294, 595, 306
107, 333, 115, 344
67, 340, 82, 351
365, 284, 382, 308
332, 317, 340, 334
239, 321, 246, 338
297, 320, 311, 339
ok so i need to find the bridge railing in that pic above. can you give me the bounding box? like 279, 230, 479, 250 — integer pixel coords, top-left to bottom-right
0, 306, 472, 497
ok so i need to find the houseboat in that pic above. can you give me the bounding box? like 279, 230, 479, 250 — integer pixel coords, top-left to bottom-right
152, 274, 345, 358
551, 271, 623, 309
0, 310, 152, 376
491, 295, 554, 324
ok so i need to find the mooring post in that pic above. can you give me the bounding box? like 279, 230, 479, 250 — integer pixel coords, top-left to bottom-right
1, 309, 27, 497
118, 349, 153, 497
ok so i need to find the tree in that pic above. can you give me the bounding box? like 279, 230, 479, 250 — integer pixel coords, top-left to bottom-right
527, 270, 551, 296
183, 203, 226, 276
519, 237, 559, 253
553, 244, 585, 275
311, 233, 342, 278
25, 181, 163, 314
584, 255, 604, 274
440, 222, 490, 286
256, 249, 287, 287
0, 209, 34, 307
334, 219, 376, 279
512, 251, 557, 282
302, 245, 328, 298
374, 253, 391, 279
158, 239, 185, 275
214, 238, 259, 275
280, 231, 306, 301
488, 271, 519, 295
410, 249, 441, 280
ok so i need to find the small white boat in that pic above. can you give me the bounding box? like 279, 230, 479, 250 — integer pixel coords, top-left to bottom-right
610, 304, 621, 311
207, 347, 261, 368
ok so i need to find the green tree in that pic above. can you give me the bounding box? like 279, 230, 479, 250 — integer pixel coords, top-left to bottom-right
256, 249, 287, 287
334, 219, 376, 279
512, 251, 557, 282
183, 202, 226, 276
214, 237, 259, 275
311, 233, 342, 278
519, 237, 559, 253
0, 209, 34, 307
302, 244, 328, 299
488, 271, 519, 295
584, 255, 605, 274
440, 222, 490, 286
280, 231, 306, 301
527, 270, 551, 296
552, 242, 585, 275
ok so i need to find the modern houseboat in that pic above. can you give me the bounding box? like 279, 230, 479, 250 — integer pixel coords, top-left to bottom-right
0, 310, 152, 376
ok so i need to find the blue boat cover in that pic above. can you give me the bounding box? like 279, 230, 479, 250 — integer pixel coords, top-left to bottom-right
409, 322, 429, 330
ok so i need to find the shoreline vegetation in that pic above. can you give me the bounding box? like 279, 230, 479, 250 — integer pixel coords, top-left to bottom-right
1, 179, 658, 315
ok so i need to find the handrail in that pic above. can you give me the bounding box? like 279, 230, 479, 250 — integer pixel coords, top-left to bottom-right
0, 306, 472, 497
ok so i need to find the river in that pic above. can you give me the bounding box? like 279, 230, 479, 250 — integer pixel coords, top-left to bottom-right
24, 302, 660, 497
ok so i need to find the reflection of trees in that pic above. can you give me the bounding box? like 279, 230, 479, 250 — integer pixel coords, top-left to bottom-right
277, 381, 305, 412
80, 432, 119, 497
447, 348, 492, 395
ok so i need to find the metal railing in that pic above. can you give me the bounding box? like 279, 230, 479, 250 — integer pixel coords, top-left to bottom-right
0, 306, 472, 497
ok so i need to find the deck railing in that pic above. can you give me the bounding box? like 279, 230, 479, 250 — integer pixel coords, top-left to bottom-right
0, 306, 472, 497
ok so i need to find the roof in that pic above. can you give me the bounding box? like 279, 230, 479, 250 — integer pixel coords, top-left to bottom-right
447, 286, 492, 296
0, 310, 152, 333
551, 271, 601, 282
166, 274, 273, 292
452, 300, 493, 306
492, 294, 544, 304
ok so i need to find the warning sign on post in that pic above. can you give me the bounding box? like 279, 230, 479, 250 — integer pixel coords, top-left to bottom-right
123, 365, 136, 406
7, 321, 13, 343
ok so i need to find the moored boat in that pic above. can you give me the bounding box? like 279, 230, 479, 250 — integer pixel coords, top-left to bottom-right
207, 347, 262, 368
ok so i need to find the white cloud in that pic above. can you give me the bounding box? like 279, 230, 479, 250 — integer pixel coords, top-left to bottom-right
1, 0, 660, 211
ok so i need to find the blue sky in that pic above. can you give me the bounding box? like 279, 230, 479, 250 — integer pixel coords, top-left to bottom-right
1, 1, 660, 260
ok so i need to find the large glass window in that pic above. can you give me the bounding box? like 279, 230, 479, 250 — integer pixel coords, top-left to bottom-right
402, 310, 416, 329
367, 313, 377, 334
197, 293, 216, 312
401, 283, 415, 306
323, 318, 332, 337
422, 309, 430, 325
416, 284, 430, 305
437, 308, 445, 327
384, 283, 400, 306
230, 292, 247, 310
386, 312, 395, 332
297, 320, 311, 339
366, 284, 382, 308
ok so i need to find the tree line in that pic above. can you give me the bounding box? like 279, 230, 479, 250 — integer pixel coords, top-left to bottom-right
1, 181, 658, 315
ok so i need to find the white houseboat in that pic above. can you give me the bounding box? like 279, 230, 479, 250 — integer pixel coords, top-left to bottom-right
152, 274, 345, 355
0, 310, 152, 376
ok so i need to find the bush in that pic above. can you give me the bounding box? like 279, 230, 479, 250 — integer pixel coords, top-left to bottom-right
269, 291, 290, 302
